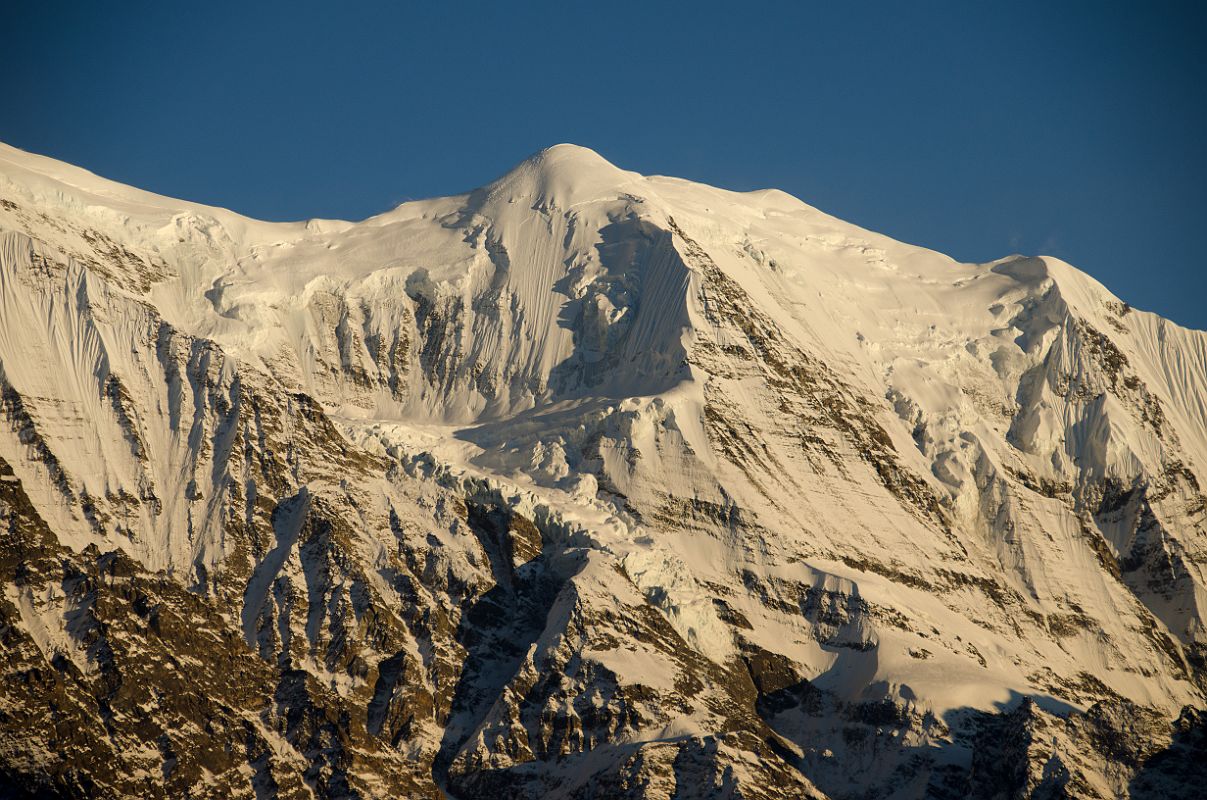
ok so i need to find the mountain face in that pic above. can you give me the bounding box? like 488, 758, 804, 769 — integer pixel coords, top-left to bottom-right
0, 141, 1204, 800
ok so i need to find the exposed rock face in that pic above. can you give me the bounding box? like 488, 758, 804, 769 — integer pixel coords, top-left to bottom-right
0, 142, 1205, 798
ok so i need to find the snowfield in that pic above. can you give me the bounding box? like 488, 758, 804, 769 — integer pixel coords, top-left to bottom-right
0, 140, 1204, 798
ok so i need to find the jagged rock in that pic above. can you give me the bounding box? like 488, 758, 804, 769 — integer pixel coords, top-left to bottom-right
0, 141, 1204, 797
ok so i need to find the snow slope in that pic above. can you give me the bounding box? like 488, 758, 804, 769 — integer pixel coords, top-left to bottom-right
0, 140, 1205, 799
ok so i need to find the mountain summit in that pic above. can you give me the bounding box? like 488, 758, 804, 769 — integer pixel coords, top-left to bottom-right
488, 143, 641, 203
0, 141, 1204, 799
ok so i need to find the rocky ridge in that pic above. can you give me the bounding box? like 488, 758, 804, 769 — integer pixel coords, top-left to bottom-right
0, 142, 1205, 798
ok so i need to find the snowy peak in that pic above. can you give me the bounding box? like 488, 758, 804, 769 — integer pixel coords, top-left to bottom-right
523, 142, 625, 178
1, 141, 1206, 799
479, 143, 643, 212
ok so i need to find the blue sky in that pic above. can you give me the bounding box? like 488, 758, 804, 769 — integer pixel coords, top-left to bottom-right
3, 1, 1204, 328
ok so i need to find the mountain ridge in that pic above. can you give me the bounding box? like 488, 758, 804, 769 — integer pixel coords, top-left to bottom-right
0, 141, 1205, 799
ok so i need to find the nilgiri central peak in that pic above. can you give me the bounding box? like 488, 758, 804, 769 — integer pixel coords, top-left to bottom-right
0, 139, 1204, 799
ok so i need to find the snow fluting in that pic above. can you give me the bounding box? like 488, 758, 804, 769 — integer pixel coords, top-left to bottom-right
0, 140, 1205, 798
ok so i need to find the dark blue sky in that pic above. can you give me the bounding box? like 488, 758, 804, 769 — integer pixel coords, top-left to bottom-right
4, 1, 1204, 328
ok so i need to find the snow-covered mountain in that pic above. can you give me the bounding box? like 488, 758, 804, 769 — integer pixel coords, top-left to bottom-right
0, 141, 1204, 799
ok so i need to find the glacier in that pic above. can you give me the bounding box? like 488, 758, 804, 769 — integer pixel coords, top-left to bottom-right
0, 141, 1204, 798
